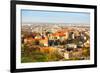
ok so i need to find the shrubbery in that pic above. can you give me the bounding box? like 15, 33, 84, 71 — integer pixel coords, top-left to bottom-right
21, 44, 63, 63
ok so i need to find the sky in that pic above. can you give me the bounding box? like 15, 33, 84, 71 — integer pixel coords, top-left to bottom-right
21, 10, 90, 24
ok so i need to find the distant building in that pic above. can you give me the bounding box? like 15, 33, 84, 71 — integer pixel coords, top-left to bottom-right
69, 32, 75, 40
40, 35, 48, 46
66, 43, 77, 51
64, 52, 70, 59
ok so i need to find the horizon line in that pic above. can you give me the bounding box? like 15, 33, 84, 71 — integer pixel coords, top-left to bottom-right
22, 22, 90, 25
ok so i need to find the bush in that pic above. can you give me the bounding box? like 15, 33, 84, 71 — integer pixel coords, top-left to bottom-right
21, 44, 63, 62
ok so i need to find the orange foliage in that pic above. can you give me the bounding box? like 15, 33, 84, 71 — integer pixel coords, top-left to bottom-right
39, 47, 57, 54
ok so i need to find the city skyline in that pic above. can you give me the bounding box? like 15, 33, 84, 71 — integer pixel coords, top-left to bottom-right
22, 10, 90, 24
